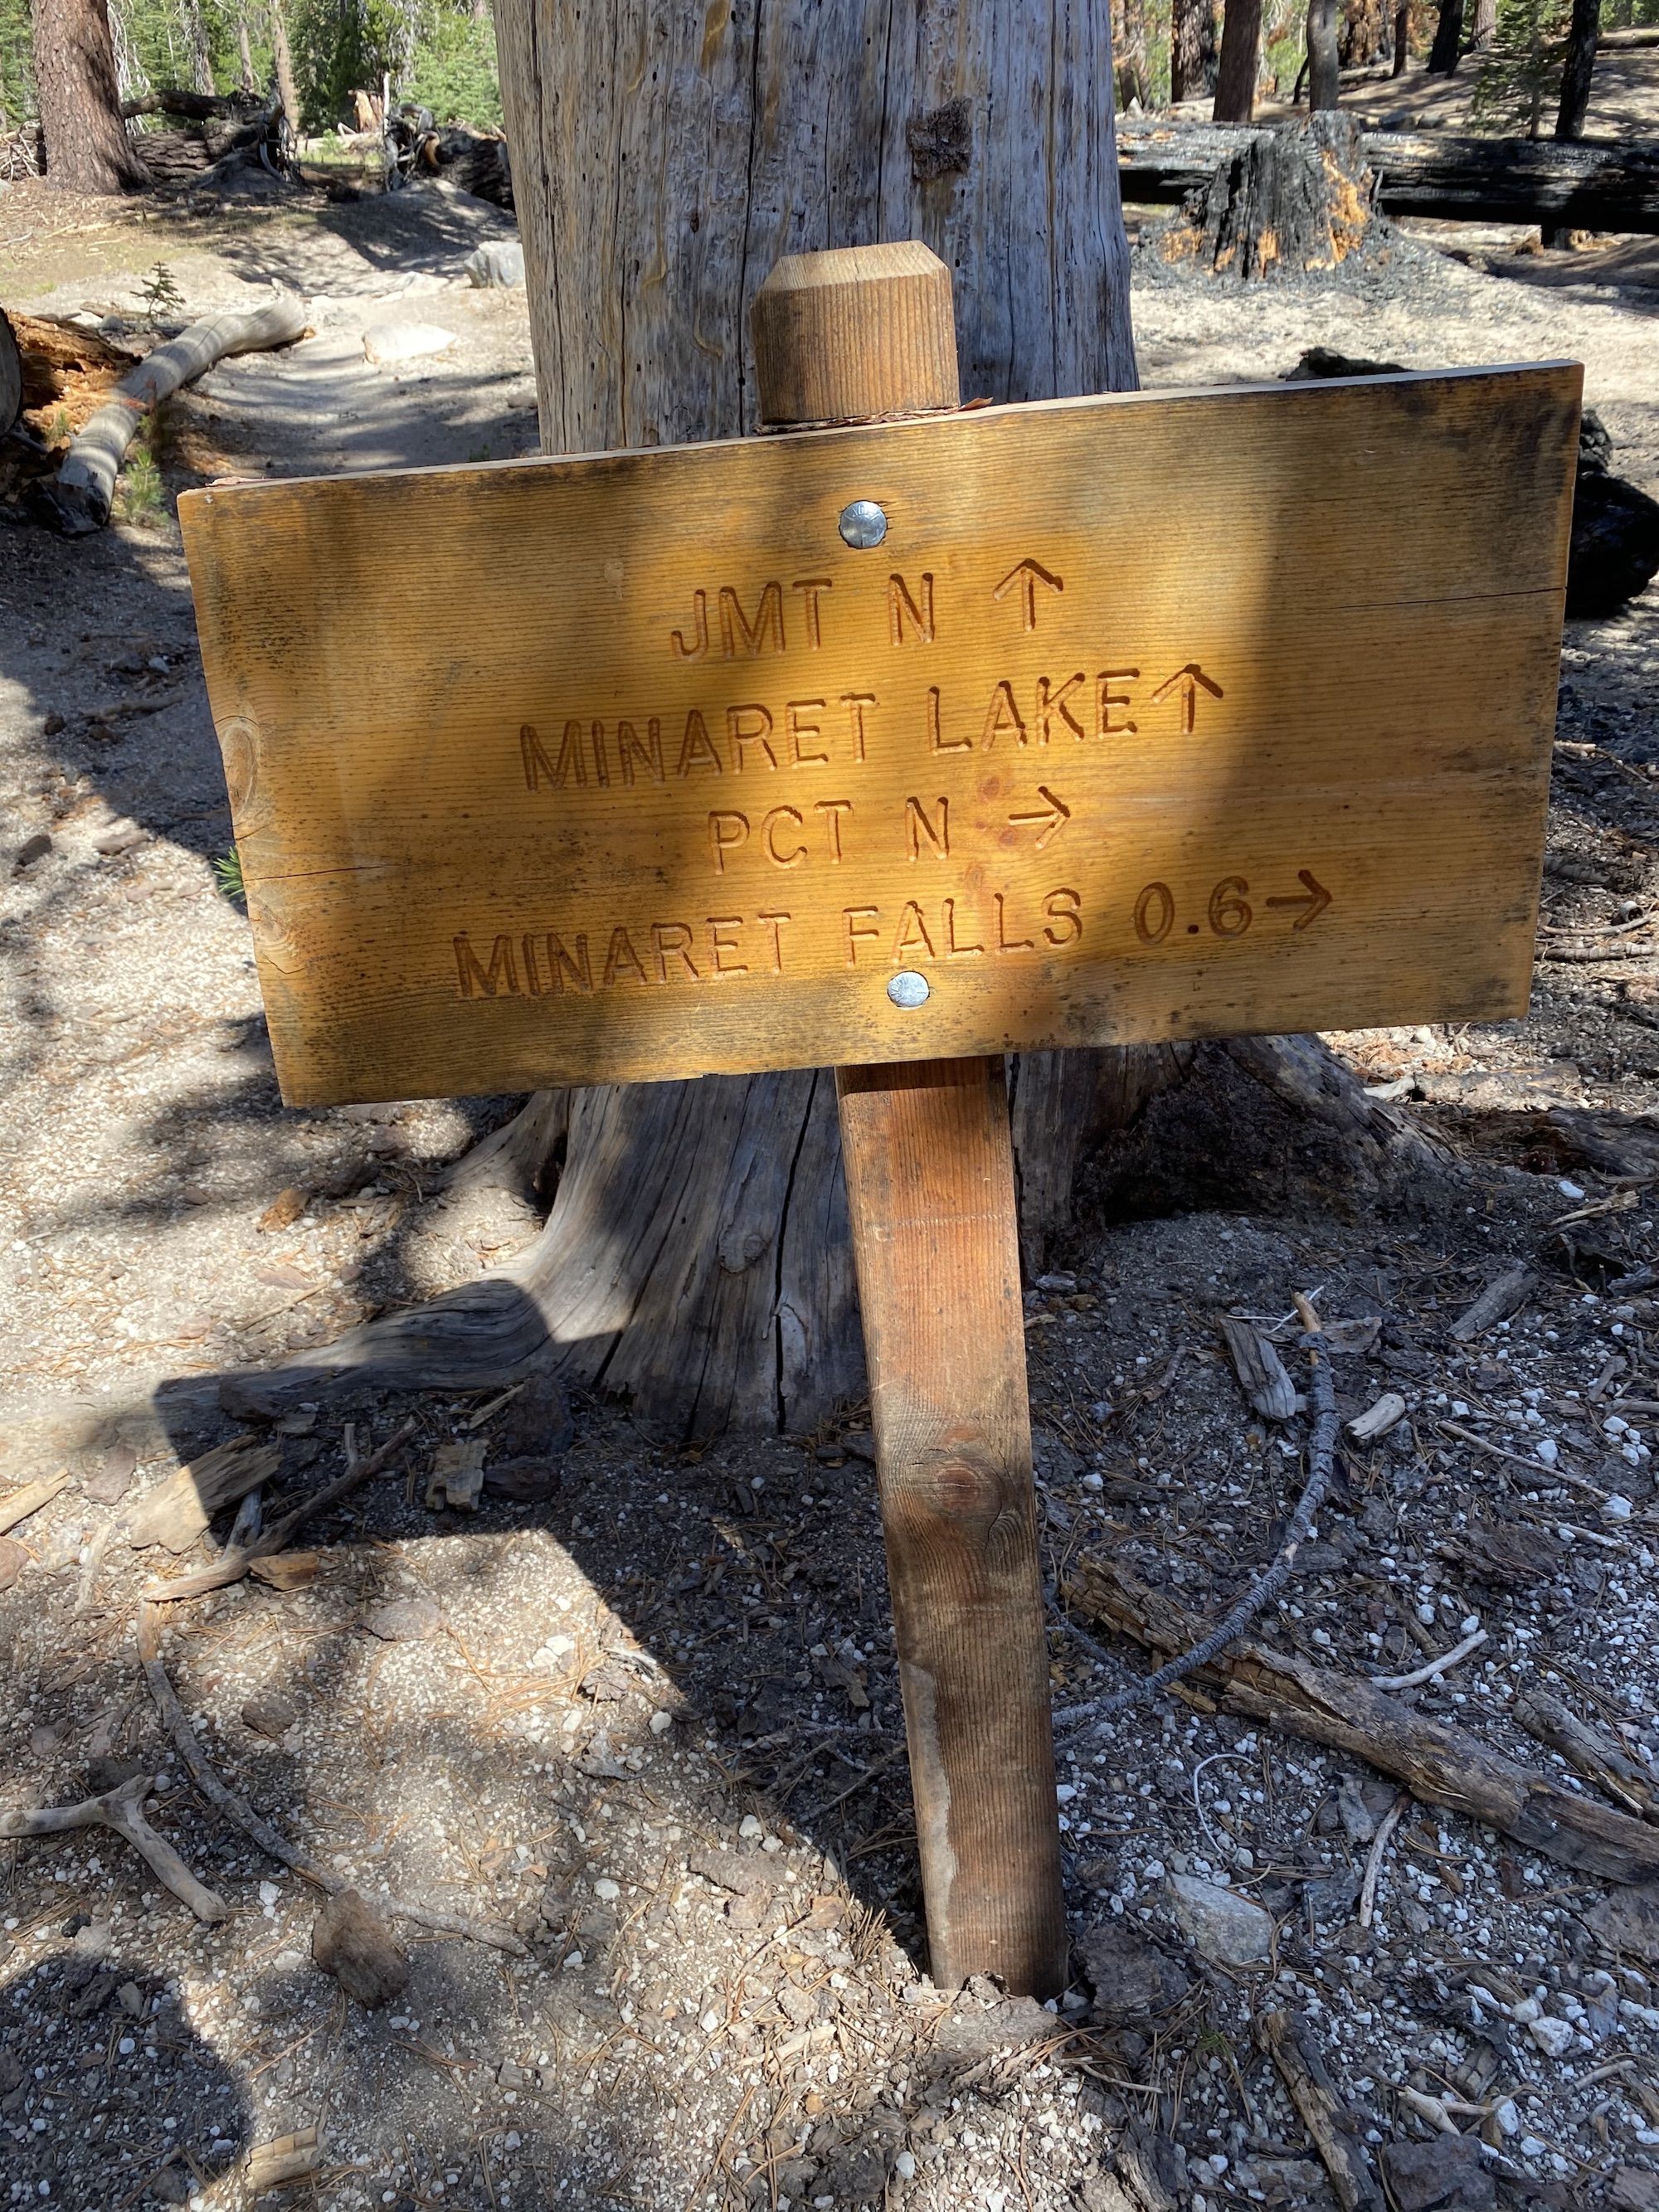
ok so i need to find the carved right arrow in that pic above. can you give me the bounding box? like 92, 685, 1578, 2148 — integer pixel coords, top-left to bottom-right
1007, 786, 1071, 849
1265, 869, 1332, 931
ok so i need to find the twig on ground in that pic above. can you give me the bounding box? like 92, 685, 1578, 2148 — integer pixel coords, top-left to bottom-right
1358, 1793, 1407, 1927
136, 1599, 524, 1952
0, 1772, 228, 1923
1370, 1626, 1487, 1691
1438, 1420, 1608, 1500
140, 1418, 418, 1602
1054, 1314, 1339, 1731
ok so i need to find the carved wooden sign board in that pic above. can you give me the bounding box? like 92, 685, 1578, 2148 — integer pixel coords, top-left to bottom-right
180, 362, 1579, 1110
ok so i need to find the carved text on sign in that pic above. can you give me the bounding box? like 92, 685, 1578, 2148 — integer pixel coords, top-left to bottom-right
178, 365, 1578, 1103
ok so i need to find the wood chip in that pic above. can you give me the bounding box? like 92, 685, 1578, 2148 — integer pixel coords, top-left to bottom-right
1219, 1315, 1297, 1421
127, 1437, 281, 1553
250, 1550, 320, 1590
0, 1468, 70, 1536
1347, 1391, 1406, 1441
246, 2127, 321, 2189
257, 1187, 310, 1232
313, 1888, 410, 2008
425, 1438, 486, 1512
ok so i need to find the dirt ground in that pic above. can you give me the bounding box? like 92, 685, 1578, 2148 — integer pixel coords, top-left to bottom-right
3, 110, 1659, 2212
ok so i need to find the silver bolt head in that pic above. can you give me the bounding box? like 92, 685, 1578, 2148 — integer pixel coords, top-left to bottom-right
888, 970, 930, 1009
838, 498, 888, 550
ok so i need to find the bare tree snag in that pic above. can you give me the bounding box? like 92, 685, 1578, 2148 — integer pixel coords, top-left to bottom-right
32, 0, 151, 193
751, 244, 1067, 1998
1214, 0, 1265, 119
1428, 0, 1467, 72
221, 1, 1456, 1444
268, 0, 300, 130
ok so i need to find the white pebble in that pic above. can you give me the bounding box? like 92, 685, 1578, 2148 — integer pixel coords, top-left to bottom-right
738, 1814, 763, 1840
1528, 2015, 1574, 2059
1559, 1179, 1585, 1199
1535, 1439, 1559, 1466
649, 1709, 673, 1734
592, 1878, 620, 1901
1603, 1495, 1635, 1523
894, 2150, 917, 2180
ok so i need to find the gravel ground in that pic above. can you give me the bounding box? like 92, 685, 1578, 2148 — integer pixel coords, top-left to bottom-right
2, 164, 1659, 2212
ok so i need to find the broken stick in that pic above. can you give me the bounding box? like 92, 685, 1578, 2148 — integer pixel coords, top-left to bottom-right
0, 1469, 71, 1536
1064, 1556, 1659, 1884
0, 1772, 228, 1923
1258, 2008, 1386, 2212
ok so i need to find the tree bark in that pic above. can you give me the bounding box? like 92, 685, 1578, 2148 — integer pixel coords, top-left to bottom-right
33, 0, 151, 192
268, 0, 299, 129
1214, 0, 1265, 119
1171, 0, 1219, 102
1308, 0, 1342, 107
236, 9, 257, 95
1427, 0, 1466, 72
1393, 0, 1410, 74
1467, 0, 1498, 51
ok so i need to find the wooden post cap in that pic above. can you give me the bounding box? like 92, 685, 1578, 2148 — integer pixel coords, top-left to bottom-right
750, 241, 961, 427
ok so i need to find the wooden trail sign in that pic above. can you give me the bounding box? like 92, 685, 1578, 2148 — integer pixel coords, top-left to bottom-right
180, 337, 1579, 1112
181, 241, 1579, 2001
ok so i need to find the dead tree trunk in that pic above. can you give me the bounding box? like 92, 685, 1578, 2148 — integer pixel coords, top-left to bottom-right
223, 0, 1452, 1437
1394, 0, 1411, 73
1171, 0, 1219, 100
1214, 0, 1265, 119
33, 0, 152, 192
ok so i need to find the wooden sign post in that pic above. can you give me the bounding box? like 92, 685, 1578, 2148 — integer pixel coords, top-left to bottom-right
179, 244, 1579, 2000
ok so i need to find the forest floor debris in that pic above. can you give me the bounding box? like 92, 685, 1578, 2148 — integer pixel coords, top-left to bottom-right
2, 157, 1659, 2212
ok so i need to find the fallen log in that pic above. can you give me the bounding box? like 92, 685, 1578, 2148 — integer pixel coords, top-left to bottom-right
1064, 1555, 1659, 1884
35, 293, 306, 535
1117, 120, 1659, 235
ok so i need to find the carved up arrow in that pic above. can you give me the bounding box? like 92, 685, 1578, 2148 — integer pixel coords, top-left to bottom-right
1265, 869, 1332, 931
1149, 661, 1224, 734
991, 557, 1064, 633
1007, 786, 1071, 849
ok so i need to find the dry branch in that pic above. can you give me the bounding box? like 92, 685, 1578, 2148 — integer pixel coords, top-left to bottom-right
136, 1599, 523, 1953
127, 1435, 280, 1552
38, 294, 306, 535
1064, 1556, 1659, 1884
0, 1773, 228, 1922
141, 1418, 418, 1602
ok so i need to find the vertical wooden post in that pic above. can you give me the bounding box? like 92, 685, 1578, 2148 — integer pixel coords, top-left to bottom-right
752, 245, 1069, 1999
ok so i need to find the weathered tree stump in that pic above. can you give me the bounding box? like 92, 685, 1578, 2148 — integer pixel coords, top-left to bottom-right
1165, 113, 1379, 279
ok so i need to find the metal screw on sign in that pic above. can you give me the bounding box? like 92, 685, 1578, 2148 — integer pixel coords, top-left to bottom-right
838, 498, 888, 548
888, 970, 930, 1009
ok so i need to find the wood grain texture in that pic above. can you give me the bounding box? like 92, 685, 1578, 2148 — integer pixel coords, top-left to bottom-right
180, 362, 1579, 1108
752, 245, 960, 423
838, 1056, 1066, 1992
764, 245, 1064, 1995
488, 0, 1139, 455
